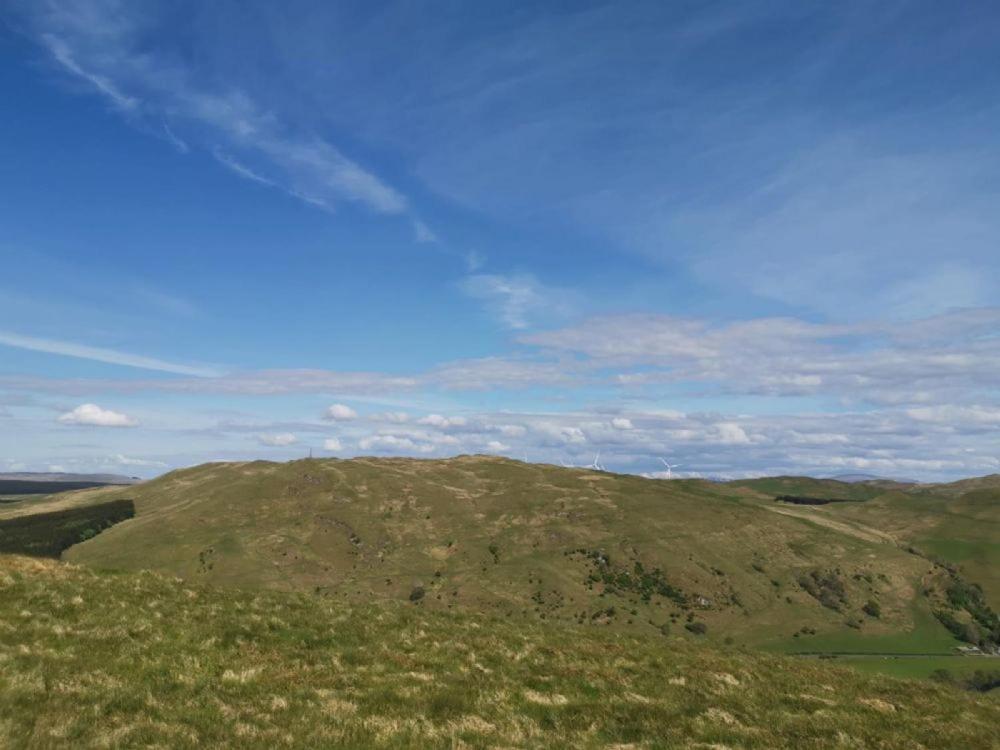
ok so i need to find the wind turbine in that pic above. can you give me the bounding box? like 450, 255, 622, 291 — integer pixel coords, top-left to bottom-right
590, 452, 605, 471
659, 458, 681, 478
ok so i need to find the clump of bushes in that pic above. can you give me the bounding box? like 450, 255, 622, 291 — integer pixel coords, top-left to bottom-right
862, 599, 881, 618
685, 621, 707, 635
797, 569, 848, 611
933, 574, 1000, 649
775, 495, 852, 506
572, 549, 687, 606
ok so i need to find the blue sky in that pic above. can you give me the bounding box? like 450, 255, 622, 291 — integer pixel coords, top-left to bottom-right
1, 0, 999, 480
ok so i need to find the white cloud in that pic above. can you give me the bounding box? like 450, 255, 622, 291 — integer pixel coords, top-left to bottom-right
375, 411, 411, 423
533, 422, 587, 444
324, 403, 358, 421
713, 423, 751, 445
111, 454, 167, 468
20, 392, 1000, 480
323, 438, 343, 451
58, 403, 138, 427
460, 274, 574, 329
0, 330, 220, 377
493, 424, 527, 437
524, 308, 1000, 407
432, 357, 580, 390
7, 307, 1000, 457
257, 432, 297, 446
611, 417, 633, 430
417, 414, 467, 428
906, 405, 1000, 426
358, 434, 432, 453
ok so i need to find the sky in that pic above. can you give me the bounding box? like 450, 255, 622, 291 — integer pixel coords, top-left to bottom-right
1, 0, 999, 481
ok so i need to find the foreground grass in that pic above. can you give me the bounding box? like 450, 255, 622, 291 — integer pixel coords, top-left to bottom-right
1, 556, 998, 749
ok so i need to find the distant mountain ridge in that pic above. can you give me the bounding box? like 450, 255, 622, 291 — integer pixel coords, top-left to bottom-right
828, 473, 919, 484
0, 472, 140, 485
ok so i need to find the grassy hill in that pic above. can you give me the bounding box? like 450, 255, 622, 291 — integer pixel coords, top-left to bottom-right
1, 554, 997, 749
726, 473, 1000, 607
791, 486, 1000, 610
57, 457, 992, 656
915, 474, 1000, 498
728, 476, 887, 502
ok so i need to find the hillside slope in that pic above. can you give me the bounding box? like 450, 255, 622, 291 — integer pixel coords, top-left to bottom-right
1, 555, 997, 749
797, 487, 1000, 608
64, 457, 980, 653
729, 476, 887, 502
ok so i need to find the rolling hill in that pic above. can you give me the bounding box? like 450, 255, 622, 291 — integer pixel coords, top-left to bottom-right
54, 457, 997, 656
774, 484, 1000, 611
0, 472, 139, 500
1, 554, 997, 749
728, 476, 889, 502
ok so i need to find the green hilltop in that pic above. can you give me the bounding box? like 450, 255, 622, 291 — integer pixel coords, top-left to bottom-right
39, 456, 996, 656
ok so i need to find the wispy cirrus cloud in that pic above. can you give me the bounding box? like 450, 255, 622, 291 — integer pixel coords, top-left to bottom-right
38, 31, 138, 111
13, 0, 425, 233
0, 330, 220, 377
460, 273, 575, 329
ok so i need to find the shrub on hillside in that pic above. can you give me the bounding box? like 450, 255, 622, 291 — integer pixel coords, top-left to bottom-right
797, 569, 848, 612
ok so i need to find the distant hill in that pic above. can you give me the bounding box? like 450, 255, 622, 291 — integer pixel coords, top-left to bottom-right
57, 457, 998, 655
830, 473, 884, 483
727, 475, 886, 502
829, 473, 918, 485
0, 472, 140, 498
0, 471, 139, 484
915, 474, 1000, 497
2, 554, 996, 749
